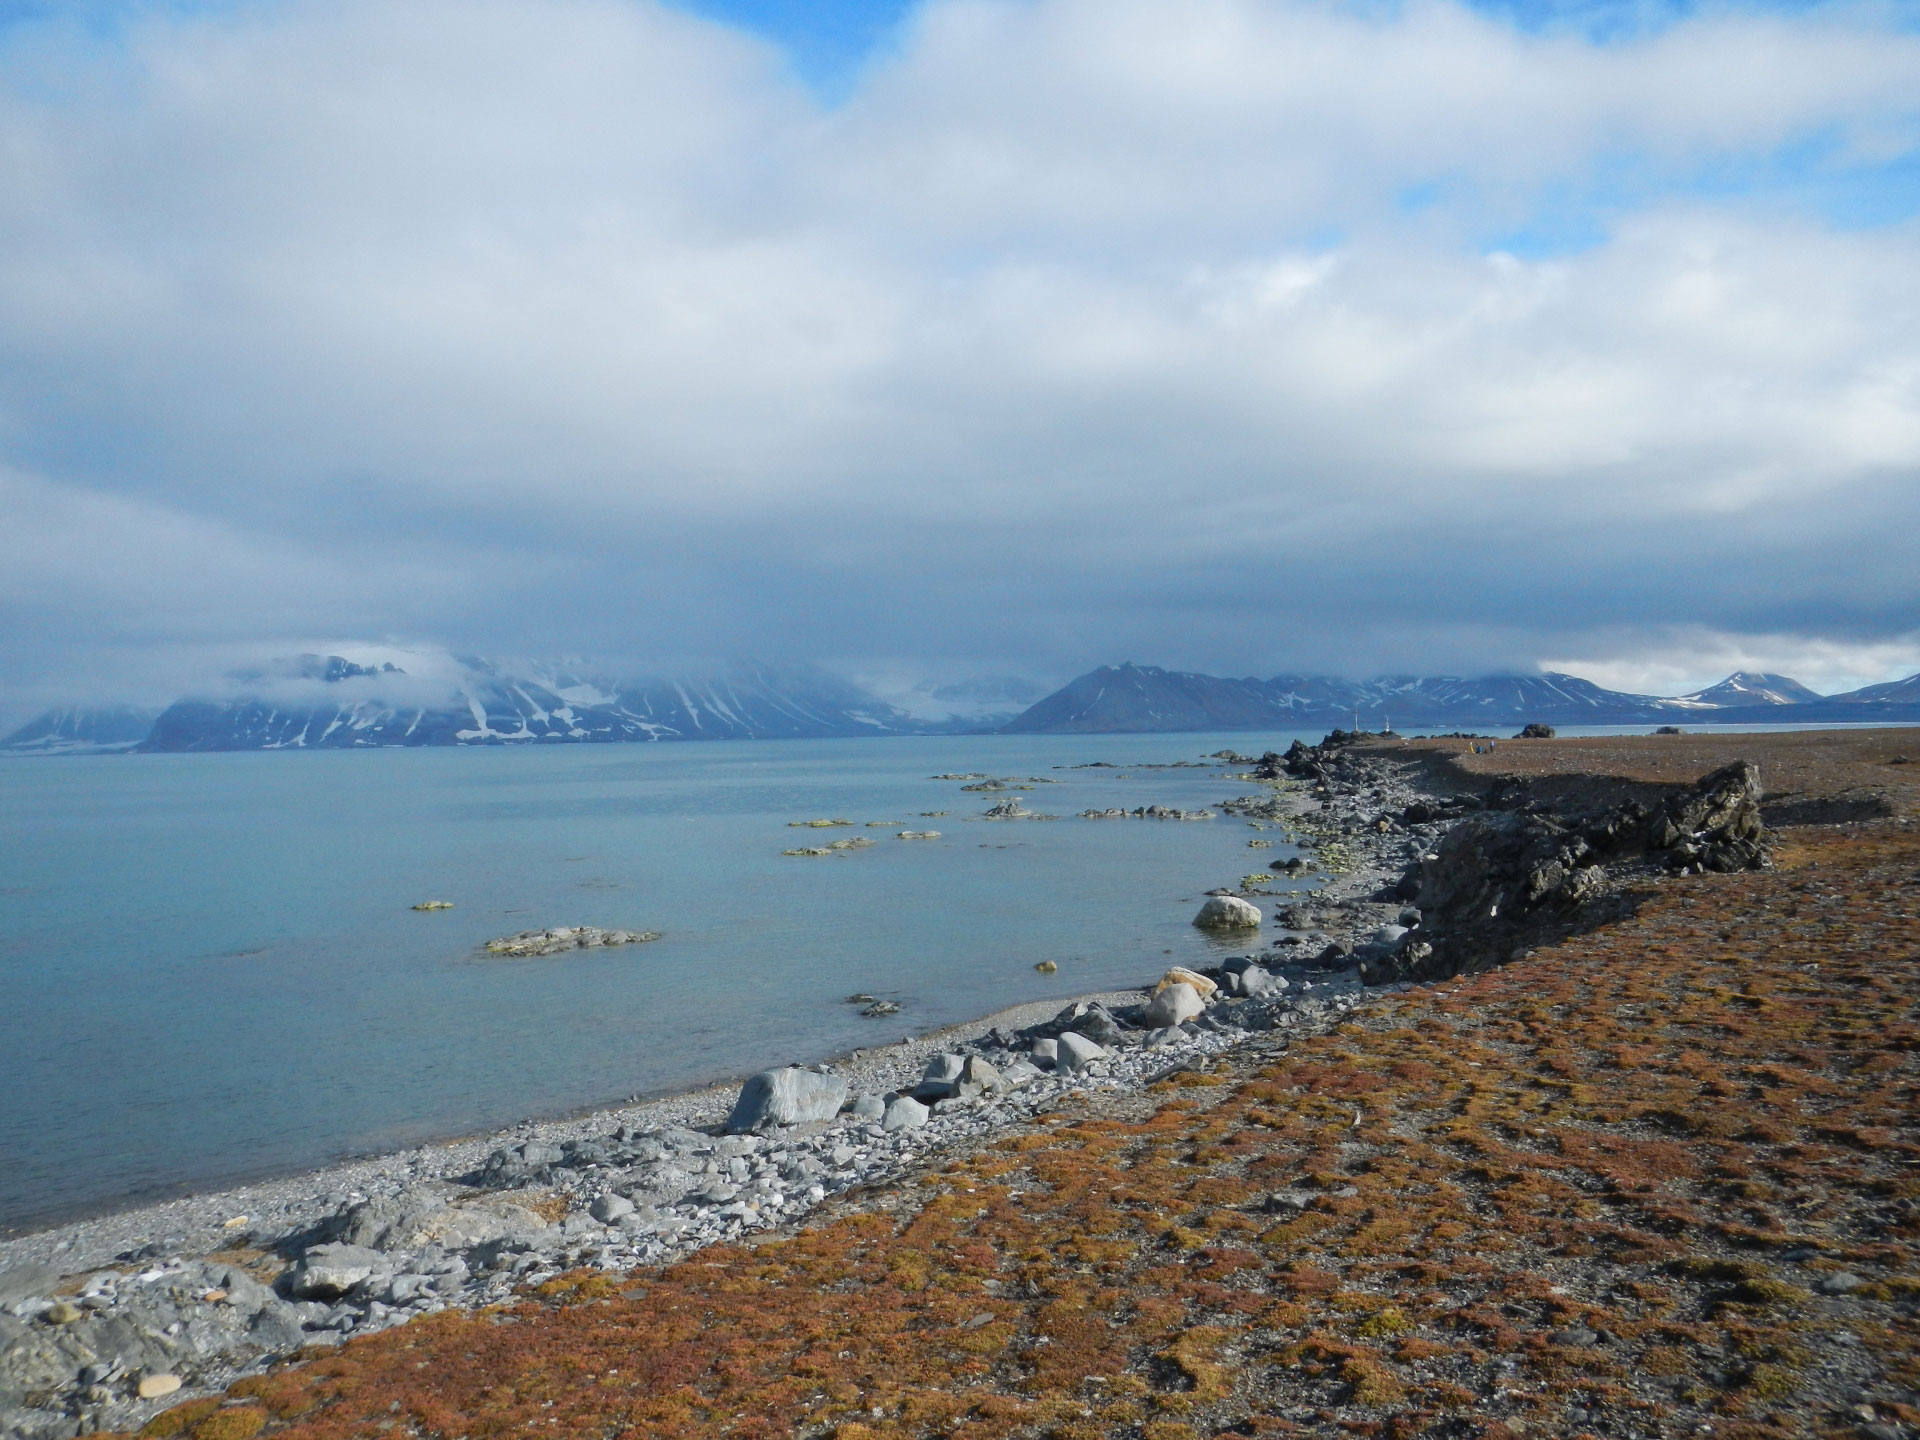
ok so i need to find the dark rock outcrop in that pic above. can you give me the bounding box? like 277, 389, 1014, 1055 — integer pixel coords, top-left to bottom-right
1366, 760, 1774, 984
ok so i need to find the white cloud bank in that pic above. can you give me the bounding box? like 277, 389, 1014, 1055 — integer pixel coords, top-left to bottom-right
1, 0, 1918, 720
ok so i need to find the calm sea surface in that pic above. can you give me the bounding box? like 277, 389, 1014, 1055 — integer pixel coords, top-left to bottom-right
0, 731, 1330, 1229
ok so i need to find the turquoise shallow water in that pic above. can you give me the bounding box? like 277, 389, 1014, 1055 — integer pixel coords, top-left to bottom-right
0, 731, 1325, 1230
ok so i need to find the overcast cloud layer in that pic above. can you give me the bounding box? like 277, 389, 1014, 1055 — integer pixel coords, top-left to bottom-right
2, 0, 1918, 723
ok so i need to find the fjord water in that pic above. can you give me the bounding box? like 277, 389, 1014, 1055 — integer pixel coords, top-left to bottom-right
0, 733, 1319, 1230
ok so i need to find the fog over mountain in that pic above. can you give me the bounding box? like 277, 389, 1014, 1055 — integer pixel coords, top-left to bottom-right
2, 0, 1918, 728
11, 652, 1920, 751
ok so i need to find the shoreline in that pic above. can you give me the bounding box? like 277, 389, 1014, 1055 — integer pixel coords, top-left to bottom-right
0, 735, 1443, 1438
0, 748, 1397, 1251
0, 985, 1158, 1268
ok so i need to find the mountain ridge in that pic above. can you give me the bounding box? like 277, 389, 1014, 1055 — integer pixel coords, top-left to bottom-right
1, 657, 967, 754
996, 662, 1920, 734
10, 658, 1920, 753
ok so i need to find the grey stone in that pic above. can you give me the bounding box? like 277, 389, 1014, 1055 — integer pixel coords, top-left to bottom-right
1816, 1272, 1866, 1295
1143, 983, 1204, 1029
1000, 1059, 1044, 1087
960, 1055, 1008, 1095
290, 1243, 385, 1299
913, 1053, 968, 1101
1240, 965, 1288, 998
247, 1303, 309, 1352
589, 1193, 636, 1224
1029, 1038, 1059, 1070
1056, 1032, 1106, 1073
1262, 1190, 1316, 1212
1194, 895, 1261, 929
850, 1093, 886, 1121
725, 1067, 850, 1133
881, 1096, 929, 1132
0, 1264, 63, 1307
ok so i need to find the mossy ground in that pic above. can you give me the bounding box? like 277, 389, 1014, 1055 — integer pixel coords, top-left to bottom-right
131, 820, 1919, 1439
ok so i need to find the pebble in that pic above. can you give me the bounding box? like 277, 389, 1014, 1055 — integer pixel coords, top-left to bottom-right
137, 1374, 182, 1399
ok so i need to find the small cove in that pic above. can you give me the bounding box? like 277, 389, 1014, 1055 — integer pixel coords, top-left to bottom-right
0, 731, 1325, 1230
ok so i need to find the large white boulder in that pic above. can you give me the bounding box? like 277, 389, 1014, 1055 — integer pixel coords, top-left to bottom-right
725, 1066, 849, 1133
1194, 896, 1262, 930
1143, 982, 1204, 1028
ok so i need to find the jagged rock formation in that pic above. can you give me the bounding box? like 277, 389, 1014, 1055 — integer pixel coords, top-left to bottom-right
1372, 760, 1774, 984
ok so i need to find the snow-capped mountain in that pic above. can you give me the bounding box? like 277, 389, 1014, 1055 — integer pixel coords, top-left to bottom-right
10, 656, 1918, 752
1673, 672, 1825, 707
997, 664, 1686, 733
134, 657, 926, 750
2, 654, 947, 752
1828, 672, 1920, 706
998, 662, 1920, 733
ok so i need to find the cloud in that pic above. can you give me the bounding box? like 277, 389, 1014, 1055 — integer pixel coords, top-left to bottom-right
0, 0, 1916, 723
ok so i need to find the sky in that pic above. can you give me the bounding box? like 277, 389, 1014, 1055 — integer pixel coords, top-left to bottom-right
1, 0, 1918, 724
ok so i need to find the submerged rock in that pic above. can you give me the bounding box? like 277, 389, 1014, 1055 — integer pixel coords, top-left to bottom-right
484, 927, 659, 957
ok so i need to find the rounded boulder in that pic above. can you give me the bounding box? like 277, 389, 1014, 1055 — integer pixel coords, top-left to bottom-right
1193, 895, 1262, 930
